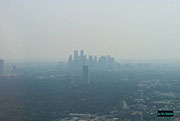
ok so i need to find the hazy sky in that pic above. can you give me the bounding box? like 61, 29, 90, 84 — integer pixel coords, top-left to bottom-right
0, 0, 180, 61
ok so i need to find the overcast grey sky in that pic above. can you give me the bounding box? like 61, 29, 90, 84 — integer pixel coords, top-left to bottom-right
0, 0, 180, 61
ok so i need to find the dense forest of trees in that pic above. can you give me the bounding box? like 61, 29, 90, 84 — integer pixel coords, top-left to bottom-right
0, 72, 137, 121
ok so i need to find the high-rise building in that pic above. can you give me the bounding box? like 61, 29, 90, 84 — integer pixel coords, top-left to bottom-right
67, 50, 117, 70
94, 56, 97, 64
74, 50, 79, 64
12, 65, 16, 72
68, 54, 73, 65
80, 50, 84, 57
82, 65, 89, 84
74, 50, 78, 60
88, 56, 93, 66
98, 56, 107, 66
80, 50, 84, 65
83, 55, 87, 65
0, 59, 4, 76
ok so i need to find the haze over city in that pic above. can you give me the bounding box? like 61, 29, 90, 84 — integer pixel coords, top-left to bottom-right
1, 0, 180, 61
1, 1, 180, 121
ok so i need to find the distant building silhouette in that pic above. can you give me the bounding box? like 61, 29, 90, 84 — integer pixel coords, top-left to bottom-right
83, 55, 87, 65
88, 55, 93, 66
80, 50, 84, 57
68, 54, 73, 65
82, 65, 89, 84
80, 50, 85, 65
67, 50, 117, 71
94, 56, 97, 64
74, 50, 79, 64
0, 59, 4, 76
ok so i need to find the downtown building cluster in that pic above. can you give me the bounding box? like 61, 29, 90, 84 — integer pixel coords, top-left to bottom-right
67, 50, 118, 71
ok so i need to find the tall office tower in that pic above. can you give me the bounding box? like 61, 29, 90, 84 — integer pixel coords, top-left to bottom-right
80, 50, 84, 64
83, 55, 87, 64
94, 56, 97, 64
98, 56, 107, 66
82, 65, 89, 84
80, 50, 84, 57
88, 56, 93, 66
117, 63, 121, 71
0, 59, 4, 76
74, 50, 79, 64
12, 65, 16, 72
68, 54, 73, 65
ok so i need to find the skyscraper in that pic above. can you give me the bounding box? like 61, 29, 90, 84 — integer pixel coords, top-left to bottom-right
88, 55, 94, 66
83, 55, 87, 65
68, 54, 73, 65
94, 56, 97, 64
80, 50, 84, 65
0, 60, 4, 76
74, 50, 79, 64
80, 50, 84, 57
82, 65, 89, 84
74, 50, 78, 60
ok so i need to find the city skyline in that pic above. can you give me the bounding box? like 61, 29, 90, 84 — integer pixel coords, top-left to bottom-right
67, 50, 118, 71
